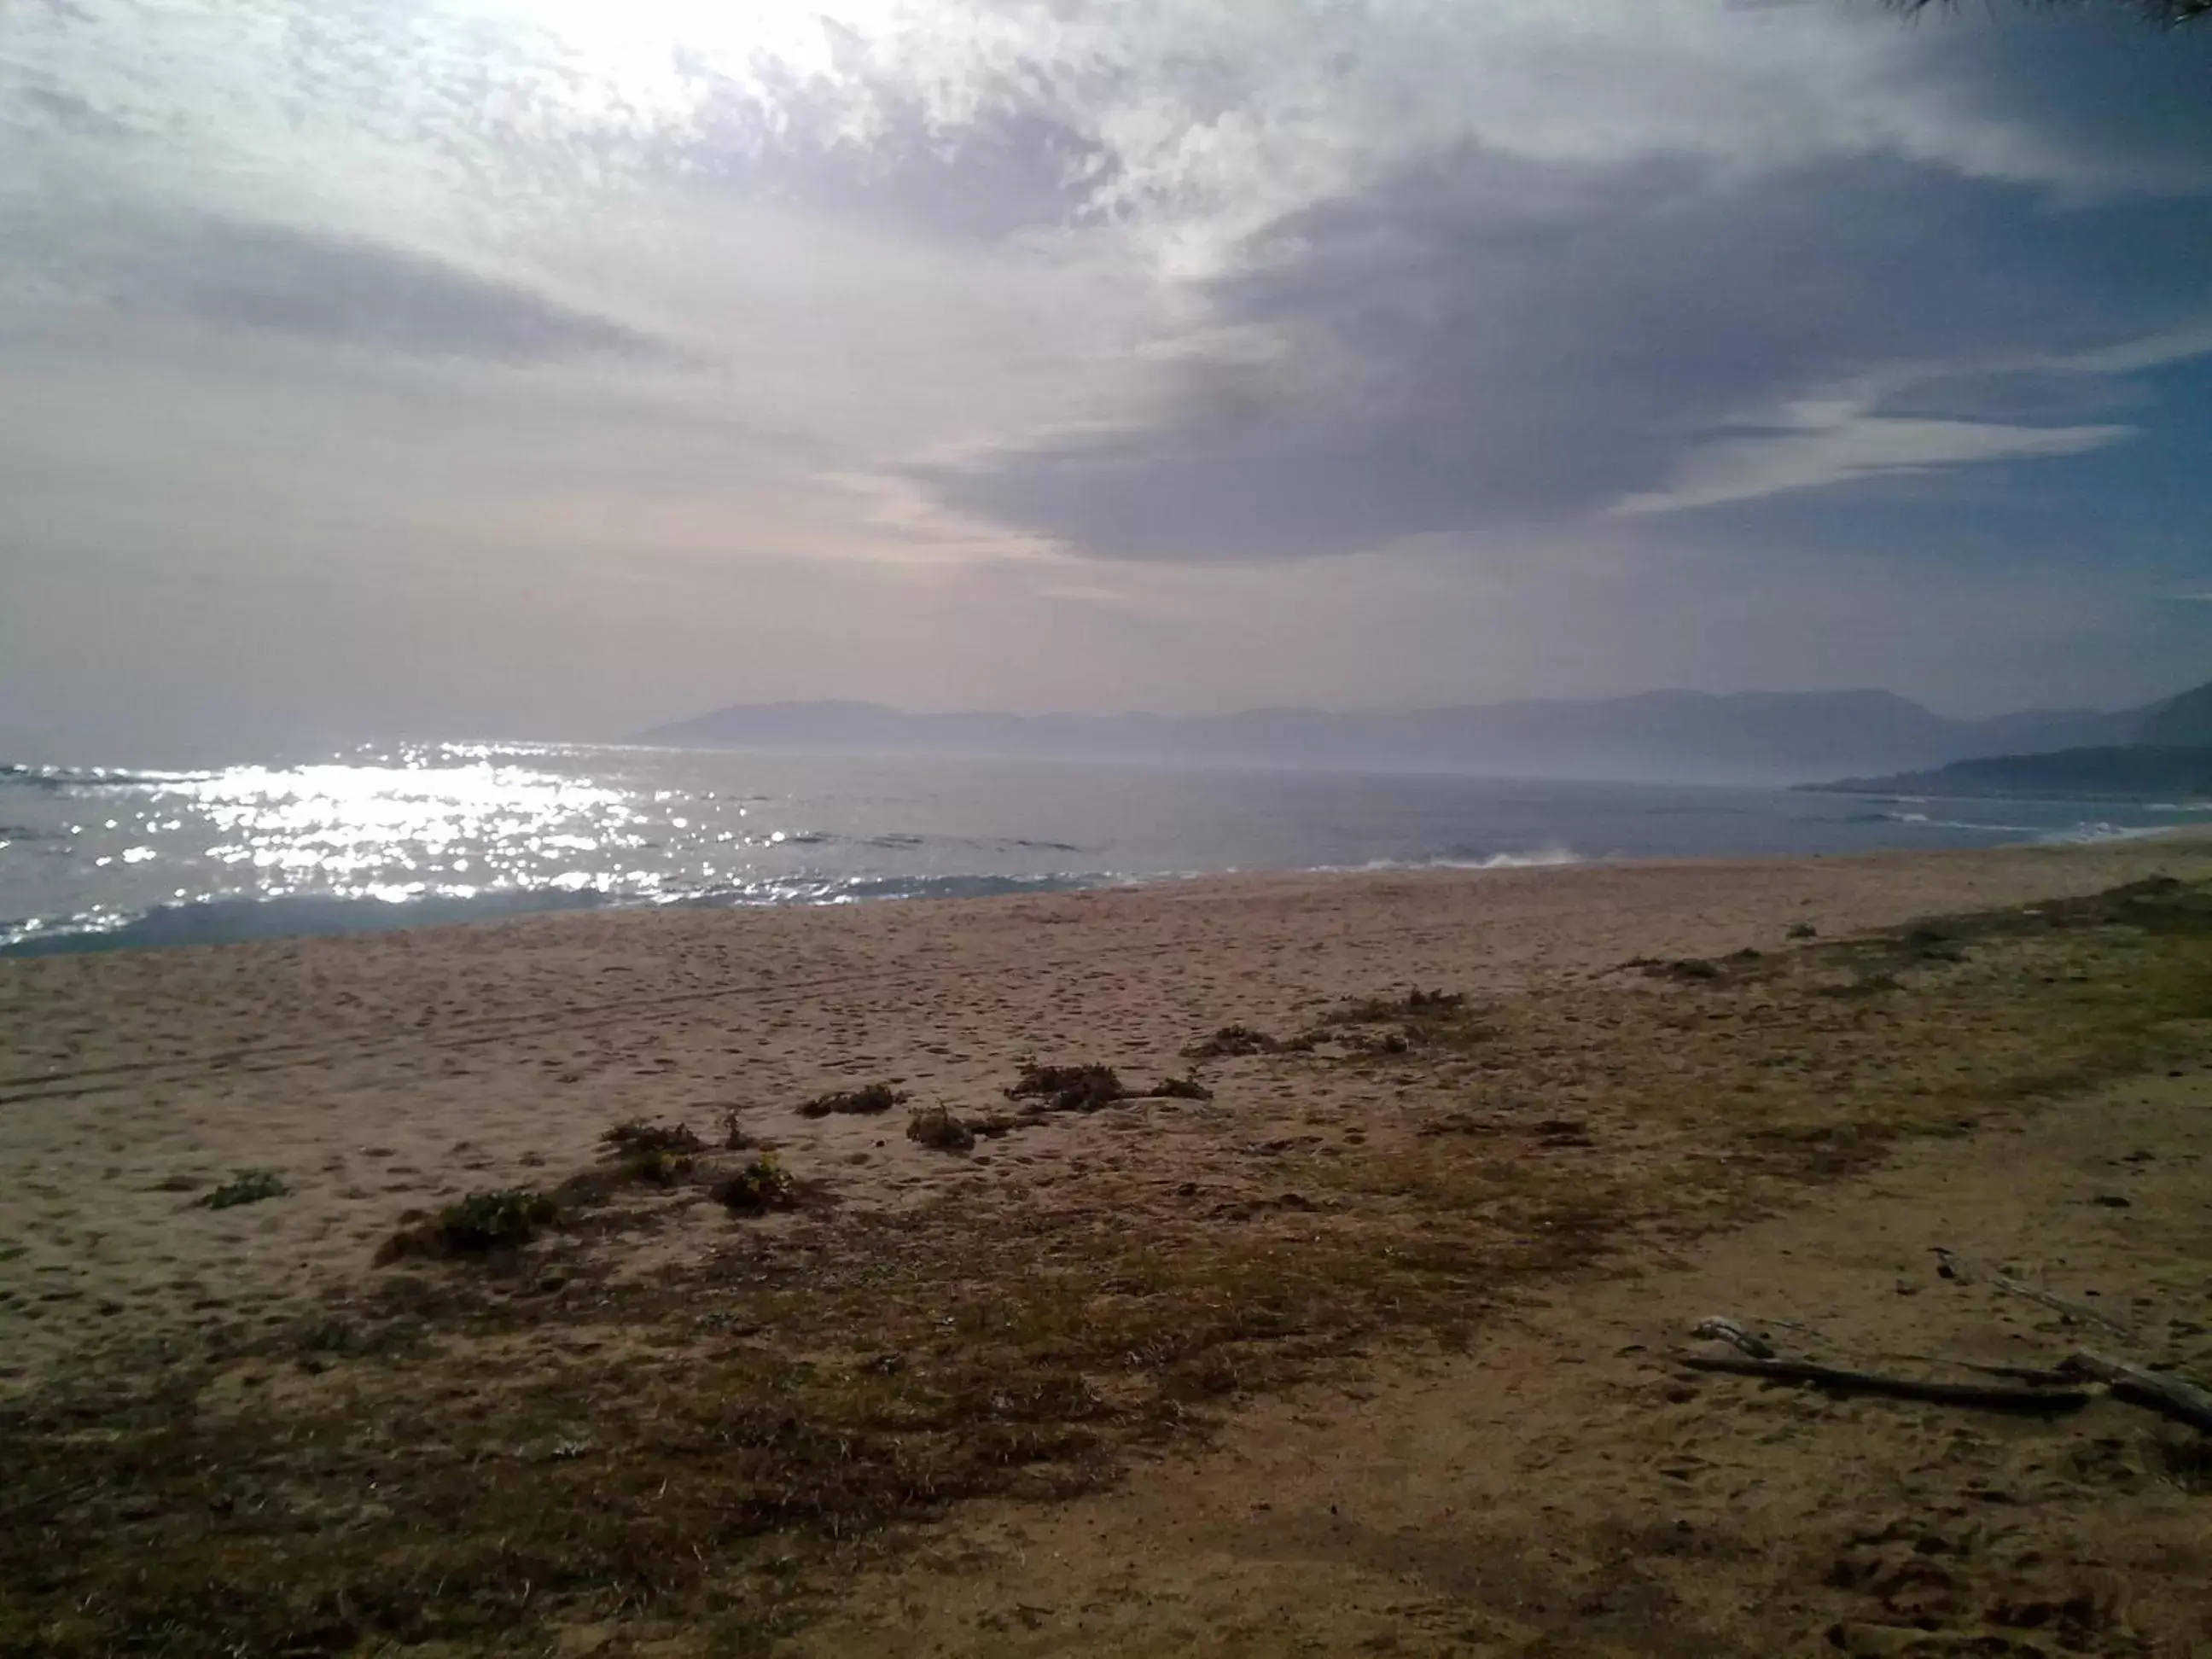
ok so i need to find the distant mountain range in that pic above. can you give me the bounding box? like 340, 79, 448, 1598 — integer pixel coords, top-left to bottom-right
636, 679, 2212, 787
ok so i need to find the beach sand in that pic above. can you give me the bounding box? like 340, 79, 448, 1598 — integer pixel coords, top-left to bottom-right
4, 837, 2210, 1654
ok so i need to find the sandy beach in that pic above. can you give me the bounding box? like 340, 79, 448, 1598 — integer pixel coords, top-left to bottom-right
5, 837, 2211, 1655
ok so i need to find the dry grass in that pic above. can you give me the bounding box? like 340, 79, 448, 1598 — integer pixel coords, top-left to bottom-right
194, 1168, 288, 1210
905, 1105, 977, 1153
1185, 1024, 1278, 1059
599, 1119, 707, 1157
6, 876, 2211, 1656
796, 1084, 907, 1119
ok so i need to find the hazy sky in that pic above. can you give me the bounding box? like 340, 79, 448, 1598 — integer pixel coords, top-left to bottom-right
4, 0, 2209, 756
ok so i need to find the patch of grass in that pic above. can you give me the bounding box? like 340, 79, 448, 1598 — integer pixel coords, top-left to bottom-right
1185, 1025, 1278, 1059
195, 1169, 288, 1210
1009, 1062, 1128, 1113
598, 1119, 706, 1156
713, 1153, 795, 1212
798, 1083, 908, 1118
905, 1106, 977, 1153
378, 1188, 557, 1261
1152, 1074, 1214, 1102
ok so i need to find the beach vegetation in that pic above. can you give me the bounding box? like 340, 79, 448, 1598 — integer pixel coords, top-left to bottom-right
1185, 1024, 1278, 1058
713, 1152, 795, 1211
905, 1105, 978, 1152
195, 1168, 288, 1210
1297, 987, 1493, 1053
1008, 1061, 1128, 1112
598, 1118, 706, 1156
797, 1082, 908, 1118
378, 1188, 558, 1260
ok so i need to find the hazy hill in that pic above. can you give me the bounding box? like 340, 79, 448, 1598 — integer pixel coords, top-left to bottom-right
2140, 680, 2212, 747
636, 682, 2207, 786
1807, 746, 2212, 803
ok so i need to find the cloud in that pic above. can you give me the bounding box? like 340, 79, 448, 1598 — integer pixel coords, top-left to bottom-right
2, 195, 676, 364
125, 218, 672, 363
1614, 399, 2131, 517
5, 0, 2211, 746
922, 145, 2212, 561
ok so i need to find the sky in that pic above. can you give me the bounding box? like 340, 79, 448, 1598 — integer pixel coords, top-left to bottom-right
3, 0, 2209, 758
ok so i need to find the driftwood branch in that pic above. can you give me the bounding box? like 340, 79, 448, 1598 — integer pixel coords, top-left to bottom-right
2061, 1352, 2212, 1435
1679, 1353, 2093, 1413
1932, 1248, 2134, 1342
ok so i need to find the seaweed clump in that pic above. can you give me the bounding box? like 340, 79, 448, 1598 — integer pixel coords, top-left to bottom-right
1009, 1062, 1128, 1113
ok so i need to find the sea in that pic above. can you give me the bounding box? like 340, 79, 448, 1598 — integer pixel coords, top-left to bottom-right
3, 742, 2207, 957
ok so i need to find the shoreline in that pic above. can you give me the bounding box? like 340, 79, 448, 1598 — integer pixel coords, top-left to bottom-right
3, 817, 2202, 961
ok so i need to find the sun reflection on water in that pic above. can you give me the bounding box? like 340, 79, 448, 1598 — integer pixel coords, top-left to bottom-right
182, 760, 648, 901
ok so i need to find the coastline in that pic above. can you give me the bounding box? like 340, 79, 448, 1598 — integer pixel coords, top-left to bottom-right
5, 835, 2211, 1653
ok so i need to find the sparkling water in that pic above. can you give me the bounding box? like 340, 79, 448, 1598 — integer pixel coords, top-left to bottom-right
3, 742, 2203, 954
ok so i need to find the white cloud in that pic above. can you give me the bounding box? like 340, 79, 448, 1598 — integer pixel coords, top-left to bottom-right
1615, 399, 2132, 517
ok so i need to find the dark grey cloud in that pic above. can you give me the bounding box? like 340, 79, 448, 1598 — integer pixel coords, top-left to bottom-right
123, 217, 672, 363
1889, 8, 2212, 195
923, 137, 2212, 561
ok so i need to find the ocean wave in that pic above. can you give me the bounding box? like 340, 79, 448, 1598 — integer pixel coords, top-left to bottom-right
0, 762, 208, 792
2033, 822, 2177, 847
1324, 847, 1583, 875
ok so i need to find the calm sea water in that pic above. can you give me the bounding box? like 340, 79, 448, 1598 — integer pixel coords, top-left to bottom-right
3, 742, 2206, 956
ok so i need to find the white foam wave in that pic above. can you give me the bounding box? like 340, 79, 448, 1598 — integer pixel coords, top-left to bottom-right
2033, 822, 2177, 847
1324, 847, 1583, 875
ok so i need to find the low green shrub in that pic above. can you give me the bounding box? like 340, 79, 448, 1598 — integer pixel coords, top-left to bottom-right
713, 1154, 795, 1212
378, 1188, 557, 1262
